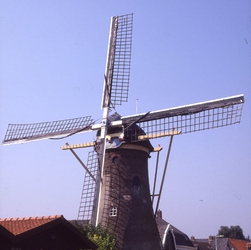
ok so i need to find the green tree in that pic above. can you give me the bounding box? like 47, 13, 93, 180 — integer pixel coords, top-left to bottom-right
217, 225, 246, 240
72, 221, 117, 250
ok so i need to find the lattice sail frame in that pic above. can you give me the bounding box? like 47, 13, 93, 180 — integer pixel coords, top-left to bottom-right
101, 13, 133, 108
110, 14, 133, 106
122, 95, 244, 141
3, 116, 94, 145
78, 150, 99, 221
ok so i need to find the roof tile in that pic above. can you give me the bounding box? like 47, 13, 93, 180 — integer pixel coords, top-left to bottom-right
0, 215, 63, 236
229, 238, 250, 250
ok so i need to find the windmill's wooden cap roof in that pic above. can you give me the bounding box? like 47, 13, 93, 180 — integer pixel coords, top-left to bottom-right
0, 215, 63, 236
107, 112, 154, 152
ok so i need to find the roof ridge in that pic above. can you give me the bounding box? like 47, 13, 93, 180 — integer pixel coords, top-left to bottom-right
229, 238, 249, 241
0, 215, 63, 222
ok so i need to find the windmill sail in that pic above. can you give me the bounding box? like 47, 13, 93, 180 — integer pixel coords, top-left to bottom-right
92, 13, 134, 226
78, 150, 98, 221
121, 94, 244, 141
2, 116, 94, 145
1, 12, 246, 249
101, 13, 133, 108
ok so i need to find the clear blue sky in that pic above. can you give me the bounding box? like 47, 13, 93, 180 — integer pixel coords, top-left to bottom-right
0, 0, 250, 239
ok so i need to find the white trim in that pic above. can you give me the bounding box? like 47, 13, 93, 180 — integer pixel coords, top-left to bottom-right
101, 16, 116, 109
162, 224, 177, 250
121, 94, 244, 121
176, 245, 196, 250
119, 143, 150, 154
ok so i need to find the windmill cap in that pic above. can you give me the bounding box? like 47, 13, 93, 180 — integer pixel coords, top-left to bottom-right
97, 112, 154, 152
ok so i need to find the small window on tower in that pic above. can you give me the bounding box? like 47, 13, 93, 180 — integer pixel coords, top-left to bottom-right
109, 206, 117, 217
133, 176, 140, 187
112, 156, 119, 164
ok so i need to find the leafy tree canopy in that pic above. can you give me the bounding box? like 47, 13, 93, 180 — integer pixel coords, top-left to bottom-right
217, 225, 248, 240
72, 221, 117, 250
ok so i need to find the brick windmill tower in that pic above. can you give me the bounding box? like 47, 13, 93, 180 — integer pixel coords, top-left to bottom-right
2, 14, 244, 249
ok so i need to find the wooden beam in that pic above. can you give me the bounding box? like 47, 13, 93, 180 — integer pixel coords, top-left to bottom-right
138, 130, 181, 140
61, 142, 95, 150
64, 143, 96, 182
153, 145, 163, 152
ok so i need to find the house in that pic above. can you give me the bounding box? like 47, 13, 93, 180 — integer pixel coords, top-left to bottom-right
191, 240, 214, 250
191, 235, 251, 250
0, 215, 97, 250
191, 236, 229, 250
156, 210, 196, 250
229, 238, 251, 250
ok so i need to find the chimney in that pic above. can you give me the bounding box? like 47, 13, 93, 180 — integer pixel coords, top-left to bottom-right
191, 236, 195, 241
156, 209, 162, 219
209, 236, 213, 245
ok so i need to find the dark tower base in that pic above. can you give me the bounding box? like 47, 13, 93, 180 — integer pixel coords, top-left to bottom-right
99, 143, 162, 249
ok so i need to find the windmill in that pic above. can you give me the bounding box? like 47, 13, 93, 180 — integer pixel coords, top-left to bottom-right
2, 13, 244, 249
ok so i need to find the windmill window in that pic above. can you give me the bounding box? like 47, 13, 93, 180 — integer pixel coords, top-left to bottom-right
109, 206, 117, 217
112, 156, 119, 164
133, 176, 140, 187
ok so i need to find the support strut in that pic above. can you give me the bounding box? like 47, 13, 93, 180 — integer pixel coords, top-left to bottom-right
154, 132, 174, 218
65, 143, 96, 182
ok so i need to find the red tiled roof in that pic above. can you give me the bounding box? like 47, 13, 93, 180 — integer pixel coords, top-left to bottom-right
229, 238, 250, 250
0, 215, 63, 236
